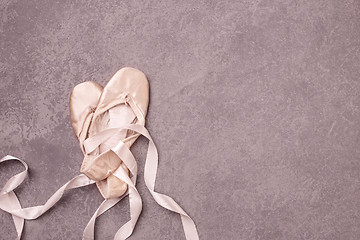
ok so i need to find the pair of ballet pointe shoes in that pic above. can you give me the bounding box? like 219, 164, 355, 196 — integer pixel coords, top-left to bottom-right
0, 67, 199, 240
70, 67, 148, 199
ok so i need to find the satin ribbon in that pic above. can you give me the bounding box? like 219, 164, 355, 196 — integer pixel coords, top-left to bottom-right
0, 155, 95, 239
0, 124, 199, 240
83, 124, 199, 240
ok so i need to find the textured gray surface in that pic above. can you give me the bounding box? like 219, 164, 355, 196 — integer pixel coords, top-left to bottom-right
1, 0, 360, 239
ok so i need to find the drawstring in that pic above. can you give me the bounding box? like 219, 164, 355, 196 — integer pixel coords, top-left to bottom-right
124, 93, 130, 106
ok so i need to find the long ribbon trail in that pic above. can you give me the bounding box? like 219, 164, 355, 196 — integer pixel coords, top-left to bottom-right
0, 124, 199, 240
82, 197, 124, 240
123, 124, 199, 240
0, 155, 95, 239
83, 124, 200, 240
0, 155, 27, 239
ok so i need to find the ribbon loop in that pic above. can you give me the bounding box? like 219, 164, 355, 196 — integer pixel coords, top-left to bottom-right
0, 156, 95, 239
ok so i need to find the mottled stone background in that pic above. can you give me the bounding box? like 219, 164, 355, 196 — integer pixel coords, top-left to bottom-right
0, 0, 360, 239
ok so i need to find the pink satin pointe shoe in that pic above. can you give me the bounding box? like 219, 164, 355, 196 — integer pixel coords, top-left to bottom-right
0, 67, 199, 240
70, 67, 149, 199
